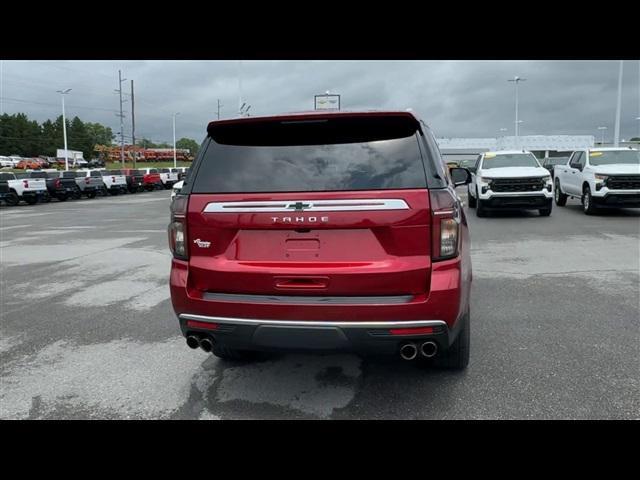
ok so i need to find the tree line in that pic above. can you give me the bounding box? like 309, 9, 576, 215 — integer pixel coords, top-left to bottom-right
0, 113, 200, 158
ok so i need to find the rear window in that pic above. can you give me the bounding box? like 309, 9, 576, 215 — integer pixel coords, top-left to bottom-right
90, 171, 102, 177
192, 116, 427, 193
29, 172, 49, 178
0, 173, 16, 181
61, 172, 75, 178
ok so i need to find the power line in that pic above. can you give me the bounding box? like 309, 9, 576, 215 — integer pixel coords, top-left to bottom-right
0, 96, 120, 113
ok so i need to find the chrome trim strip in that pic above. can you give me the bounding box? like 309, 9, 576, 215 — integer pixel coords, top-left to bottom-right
203, 198, 410, 213
201, 292, 413, 305
179, 313, 447, 330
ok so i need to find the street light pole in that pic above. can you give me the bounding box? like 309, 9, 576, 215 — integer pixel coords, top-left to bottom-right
508, 76, 527, 141
56, 89, 72, 171
173, 112, 180, 168
614, 60, 623, 147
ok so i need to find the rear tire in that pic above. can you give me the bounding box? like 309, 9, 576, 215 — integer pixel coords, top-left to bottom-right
582, 186, 597, 215
25, 196, 37, 205
5, 192, 19, 206
87, 191, 97, 199
434, 310, 470, 370
554, 179, 567, 206
57, 194, 68, 202
539, 206, 552, 216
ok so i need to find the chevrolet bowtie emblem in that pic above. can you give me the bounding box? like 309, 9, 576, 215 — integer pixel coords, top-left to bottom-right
287, 202, 311, 211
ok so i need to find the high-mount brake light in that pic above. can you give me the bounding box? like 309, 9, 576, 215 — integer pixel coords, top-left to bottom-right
430, 189, 460, 261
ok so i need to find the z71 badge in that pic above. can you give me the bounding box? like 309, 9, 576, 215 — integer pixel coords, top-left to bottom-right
193, 239, 211, 248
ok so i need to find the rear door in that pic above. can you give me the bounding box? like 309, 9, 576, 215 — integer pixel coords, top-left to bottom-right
184, 114, 434, 298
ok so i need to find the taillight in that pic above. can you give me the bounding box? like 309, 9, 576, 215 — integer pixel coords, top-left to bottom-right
430, 189, 460, 261
112, 176, 116, 183
85, 177, 90, 184
55, 179, 62, 188
23, 180, 29, 188
168, 195, 188, 259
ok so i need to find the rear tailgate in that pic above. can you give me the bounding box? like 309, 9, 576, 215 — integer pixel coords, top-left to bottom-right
187, 190, 431, 297
184, 112, 434, 299
22, 178, 46, 192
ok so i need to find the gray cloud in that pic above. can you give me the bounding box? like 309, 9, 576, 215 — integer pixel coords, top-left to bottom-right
1, 60, 639, 145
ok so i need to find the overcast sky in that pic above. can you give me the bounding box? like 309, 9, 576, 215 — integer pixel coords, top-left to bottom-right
1, 60, 639, 144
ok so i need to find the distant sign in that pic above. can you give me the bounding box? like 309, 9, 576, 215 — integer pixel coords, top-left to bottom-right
56, 149, 84, 160
314, 94, 340, 111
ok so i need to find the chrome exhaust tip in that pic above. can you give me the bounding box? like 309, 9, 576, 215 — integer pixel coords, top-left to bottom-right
199, 337, 214, 353
399, 342, 418, 361
420, 341, 438, 358
186, 335, 200, 349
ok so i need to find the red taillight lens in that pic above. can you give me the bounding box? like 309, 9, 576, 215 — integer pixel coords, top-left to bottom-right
85, 177, 90, 184
389, 327, 434, 335
186, 320, 218, 330
430, 189, 460, 261
55, 179, 61, 188
23, 180, 29, 188
168, 195, 189, 260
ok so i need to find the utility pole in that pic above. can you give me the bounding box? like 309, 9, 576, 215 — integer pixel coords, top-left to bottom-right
238, 60, 243, 116
637, 60, 640, 139
115, 70, 128, 166
173, 112, 180, 168
1, 60, 4, 115
131, 79, 136, 169
614, 60, 623, 147
217, 99, 222, 120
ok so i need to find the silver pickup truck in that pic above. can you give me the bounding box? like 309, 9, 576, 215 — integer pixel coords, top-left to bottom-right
74, 170, 105, 198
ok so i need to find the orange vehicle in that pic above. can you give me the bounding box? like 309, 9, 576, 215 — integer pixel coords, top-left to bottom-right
16, 159, 44, 170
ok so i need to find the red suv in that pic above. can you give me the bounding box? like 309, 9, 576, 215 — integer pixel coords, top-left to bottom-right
169, 111, 473, 368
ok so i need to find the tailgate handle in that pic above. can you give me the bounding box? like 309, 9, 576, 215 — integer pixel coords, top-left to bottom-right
274, 276, 329, 290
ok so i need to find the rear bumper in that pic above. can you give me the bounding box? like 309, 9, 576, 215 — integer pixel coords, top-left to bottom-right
171, 255, 470, 354
178, 314, 455, 354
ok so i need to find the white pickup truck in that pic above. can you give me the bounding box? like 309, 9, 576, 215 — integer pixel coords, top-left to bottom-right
157, 168, 179, 189
554, 147, 640, 214
101, 169, 128, 195
467, 150, 554, 217
0, 172, 48, 205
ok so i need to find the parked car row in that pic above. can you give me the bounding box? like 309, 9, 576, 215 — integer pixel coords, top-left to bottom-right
0, 156, 106, 169
462, 147, 639, 217
0, 167, 189, 206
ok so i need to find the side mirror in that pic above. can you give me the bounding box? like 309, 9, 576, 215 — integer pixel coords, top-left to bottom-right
450, 167, 471, 186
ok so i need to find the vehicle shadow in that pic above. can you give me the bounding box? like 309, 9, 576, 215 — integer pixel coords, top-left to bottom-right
563, 203, 640, 217
466, 208, 542, 219
190, 350, 466, 420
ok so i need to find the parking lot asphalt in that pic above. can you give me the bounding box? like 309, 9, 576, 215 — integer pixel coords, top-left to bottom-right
1, 189, 639, 419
